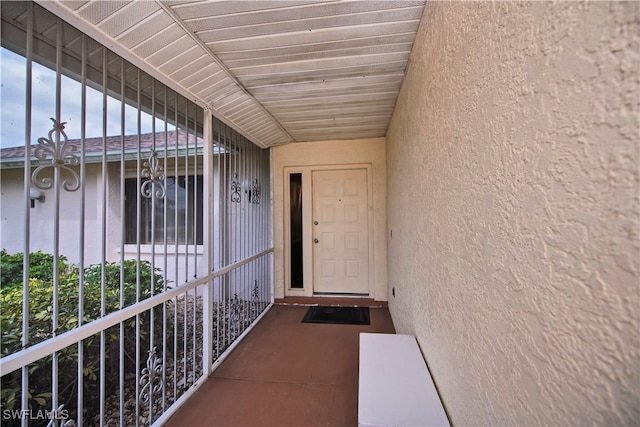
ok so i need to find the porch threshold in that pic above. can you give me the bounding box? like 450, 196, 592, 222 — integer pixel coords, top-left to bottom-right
275, 296, 388, 308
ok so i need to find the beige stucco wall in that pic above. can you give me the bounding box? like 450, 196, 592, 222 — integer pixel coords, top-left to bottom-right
386, 2, 639, 426
272, 138, 387, 300
1, 165, 105, 265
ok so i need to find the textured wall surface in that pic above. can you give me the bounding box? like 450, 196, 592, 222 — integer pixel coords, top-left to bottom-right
1, 165, 104, 264
386, 2, 639, 426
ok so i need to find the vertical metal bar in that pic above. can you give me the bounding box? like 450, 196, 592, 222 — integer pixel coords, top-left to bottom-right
183, 103, 190, 284
51, 15, 63, 416
239, 133, 244, 334
230, 124, 235, 345
219, 122, 225, 354
172, 91, 179, 405
268, 149, 272, 304
182, 286, 187, 390
242, 138, 247, 329
217, 119, 223, 358
252, 143, 257, 318
193, 106, 199, 279
252, 154, 256, 318
255, 144, 259, 304
162, 86, 169, 415
218, 121, 224, 356
182, 101, 188, 390
214, 118, 220, 360
227, 124, 233, 347
245, 140, 249, 322
254, 144, 258, 314
148, 78, 157, 425
21, 4, 33, 426
269, 148, 274, 304
189, 104, 194, 381
99, 46, 108, 427
249, 141, 253, 320
135, 68, 142, 427
77, 32, 87, 427
258, 146, 263, 311
236, 134, 240, 327
237, 131, 242, 336
211, 117, 216, 361
226, 123, 230, 349
260, 147, 264, 308
229, 130, 233, 336
191, 105, 198, 382
247, 141, 251, 317
192, 281, 197, 382
119, 57, 126, 427
253, 143, 257, 314
249, 142, 253, 319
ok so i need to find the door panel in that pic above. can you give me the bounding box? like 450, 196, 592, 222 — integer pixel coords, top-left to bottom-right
312, 169, 369, 294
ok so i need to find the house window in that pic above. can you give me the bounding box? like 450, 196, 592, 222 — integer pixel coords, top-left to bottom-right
125, 176, 203, 245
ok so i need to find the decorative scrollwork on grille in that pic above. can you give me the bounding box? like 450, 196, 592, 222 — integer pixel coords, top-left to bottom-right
139, 346, 164, 406
250, 179, 261, 204
141, 150, 165, 200
230, 173, 241, 203
252, 280, 259, 301
230, 293, 241, 319
31, 118, 80, 192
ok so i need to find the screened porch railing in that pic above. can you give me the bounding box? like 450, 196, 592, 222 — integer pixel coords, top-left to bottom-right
0, 249, 273, 427
0, 3, 273, 426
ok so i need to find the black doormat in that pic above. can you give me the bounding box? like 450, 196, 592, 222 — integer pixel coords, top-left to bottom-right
301, 306, 370, 325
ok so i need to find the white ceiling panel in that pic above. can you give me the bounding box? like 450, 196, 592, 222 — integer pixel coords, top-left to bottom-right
278, 104, 396, 121
269, 99, 397, 115
229, 52, 411, 76
159, 46, 206, 76
43, 0, 427, 147
118, 13, 175, 48
211, 90, 245, 110
170, 54, 215, 80
72, 1, 129, 24
179, 63, 224, 89
189, 72, 228, 94
255, 83, 403, 102
198, 78, 237, 100
97, 2, 160, 38
133, 25, 187, 60
191, 8, 423, 41
145, 35, 193, 68
179, 1, 424, 27
221, 42, 415, 68
238, 61, 408, 87
263, 91, 399, 108
250, 74, 403, 94
202, 21, 421, 51
169, 1, 323, 21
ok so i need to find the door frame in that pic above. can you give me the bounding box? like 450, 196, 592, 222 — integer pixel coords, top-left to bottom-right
284, 164, 375, 298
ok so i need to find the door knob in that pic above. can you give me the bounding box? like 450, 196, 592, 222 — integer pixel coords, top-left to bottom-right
314, 238, 319, 243
314, 221, 318, 225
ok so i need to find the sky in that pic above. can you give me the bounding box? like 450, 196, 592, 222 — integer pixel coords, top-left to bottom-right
0, 47, 161, 149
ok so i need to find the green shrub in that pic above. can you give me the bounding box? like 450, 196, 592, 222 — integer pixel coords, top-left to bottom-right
0, 252, 165, 426
0, 250, 70, 289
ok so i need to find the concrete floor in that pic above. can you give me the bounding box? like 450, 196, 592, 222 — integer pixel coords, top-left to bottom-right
165, 301, 395, 426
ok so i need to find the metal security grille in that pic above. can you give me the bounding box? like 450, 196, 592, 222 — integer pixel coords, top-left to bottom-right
0, 3, 272, 426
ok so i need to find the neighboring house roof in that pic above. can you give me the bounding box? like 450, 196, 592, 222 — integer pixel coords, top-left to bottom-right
0, 130, 209, 169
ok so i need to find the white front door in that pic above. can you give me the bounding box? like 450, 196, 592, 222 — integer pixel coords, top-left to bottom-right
312, 169, 369, 294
